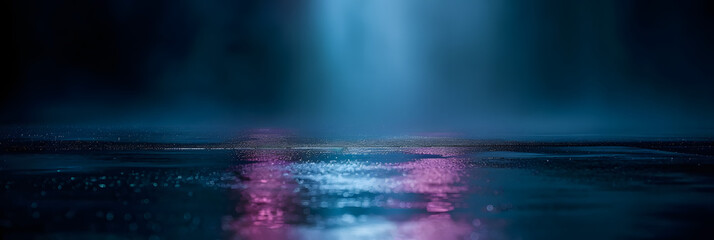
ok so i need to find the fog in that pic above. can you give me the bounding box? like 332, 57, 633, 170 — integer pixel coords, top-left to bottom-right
7, 0, 714, 136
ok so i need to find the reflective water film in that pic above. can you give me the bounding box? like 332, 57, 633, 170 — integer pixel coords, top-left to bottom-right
1, 130, 713, 239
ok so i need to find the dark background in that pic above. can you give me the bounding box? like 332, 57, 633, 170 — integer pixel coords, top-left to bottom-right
6, 0, 714, 135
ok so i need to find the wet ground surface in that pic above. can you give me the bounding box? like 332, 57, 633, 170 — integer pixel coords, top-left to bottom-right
1, 129, 713, 239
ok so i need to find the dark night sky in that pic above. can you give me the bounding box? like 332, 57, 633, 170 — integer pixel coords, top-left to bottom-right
6, 0, 714, 135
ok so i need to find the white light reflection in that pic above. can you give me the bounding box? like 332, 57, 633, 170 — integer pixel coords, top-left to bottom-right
226, 132, 478, 240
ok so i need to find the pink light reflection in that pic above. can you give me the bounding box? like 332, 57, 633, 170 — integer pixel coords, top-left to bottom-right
225, 132, 300, 240
397, 147, 469, 213
224, 139, 479, 239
